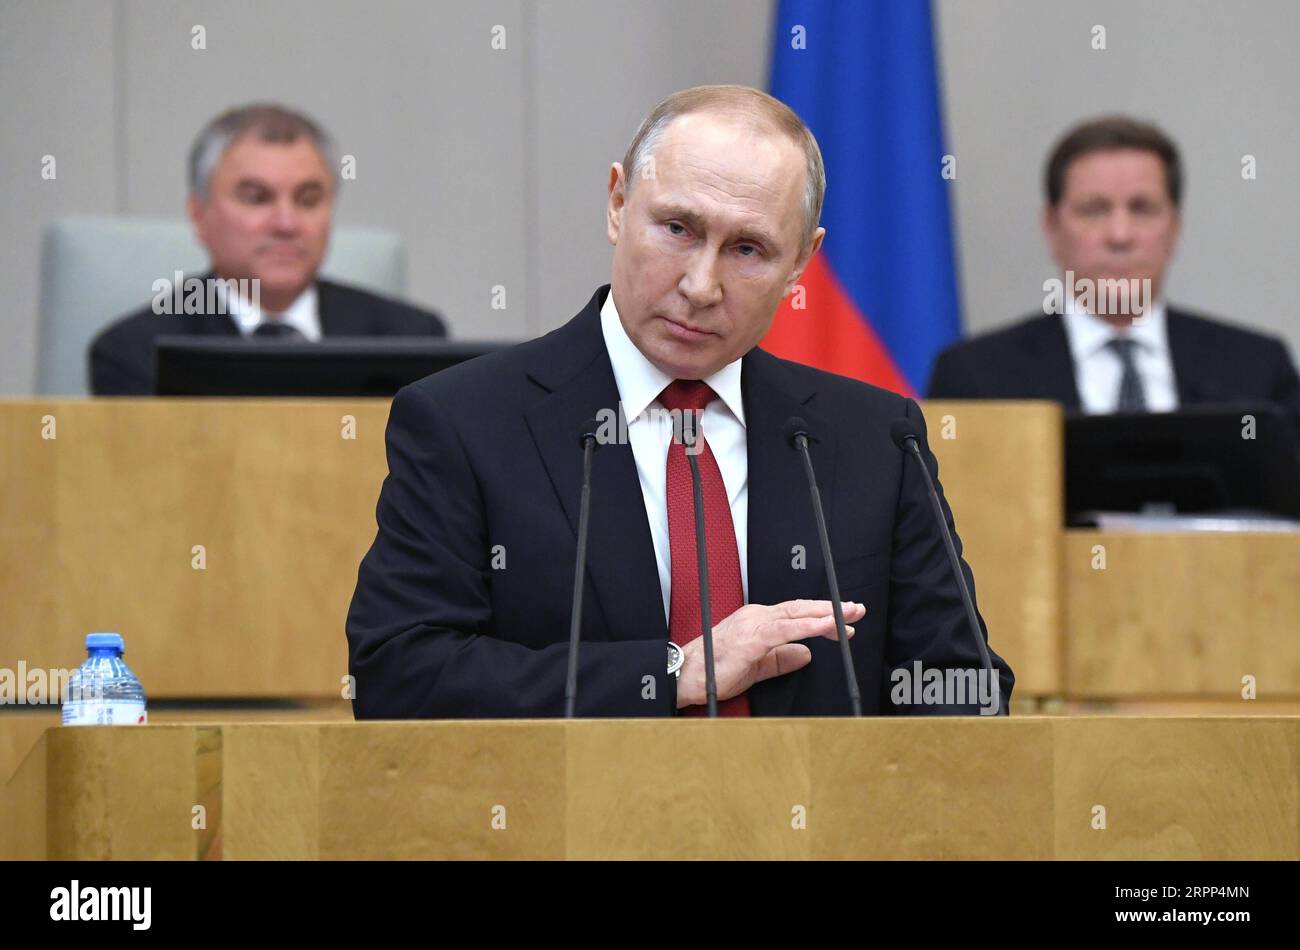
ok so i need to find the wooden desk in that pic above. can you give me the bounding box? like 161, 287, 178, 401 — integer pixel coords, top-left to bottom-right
4, 718, 1294, 860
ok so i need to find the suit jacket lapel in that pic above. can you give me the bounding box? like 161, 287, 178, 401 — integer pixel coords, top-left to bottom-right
1165, 309, 1209, 404
742, 347, 834, 716
199, 313, 240, 336
317, 280, 368, 336
191, 272, 239, 336
1035, 315, 1082, 410
523, 288, 667, 644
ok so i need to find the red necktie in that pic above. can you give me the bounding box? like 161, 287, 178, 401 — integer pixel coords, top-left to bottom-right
659, 380, 751, 716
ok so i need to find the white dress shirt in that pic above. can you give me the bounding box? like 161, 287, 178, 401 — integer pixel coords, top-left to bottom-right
224, 283, 323, 341
599, 291, 749, 624
1061, 299, 1179, 413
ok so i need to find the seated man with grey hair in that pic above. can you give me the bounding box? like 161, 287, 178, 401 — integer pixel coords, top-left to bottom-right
90, 102, 446, 395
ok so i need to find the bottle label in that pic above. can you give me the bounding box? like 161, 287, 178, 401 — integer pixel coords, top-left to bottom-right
62, 702, 148, 726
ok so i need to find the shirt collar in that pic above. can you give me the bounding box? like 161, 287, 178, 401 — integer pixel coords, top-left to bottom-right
1061, 296, 1169, 362
224, 282, 320, 338
599, 290, 746, 428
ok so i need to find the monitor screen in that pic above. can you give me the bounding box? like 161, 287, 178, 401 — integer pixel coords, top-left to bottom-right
154, 336, 513, 397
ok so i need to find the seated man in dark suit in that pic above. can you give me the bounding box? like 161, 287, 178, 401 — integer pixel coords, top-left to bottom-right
90, 103, 446, 395
347, 85, 1013, 719
928, 116, 1299, 415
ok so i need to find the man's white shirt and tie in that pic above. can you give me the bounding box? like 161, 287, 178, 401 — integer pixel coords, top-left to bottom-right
223, 283, 321, 340
1061, 297, 1178, 413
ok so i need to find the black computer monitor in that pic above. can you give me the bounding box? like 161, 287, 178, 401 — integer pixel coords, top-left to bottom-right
153, 336, 512, 397
1065, 403, 1300, 521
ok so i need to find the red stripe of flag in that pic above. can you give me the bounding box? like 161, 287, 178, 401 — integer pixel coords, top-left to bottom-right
760, 252, 915, 396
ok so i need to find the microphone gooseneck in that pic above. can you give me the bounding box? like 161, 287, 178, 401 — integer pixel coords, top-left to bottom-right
681, 410, 719, 717
784, 416, 862, 716
563, 418, 600, 718
889, 416, 999, 710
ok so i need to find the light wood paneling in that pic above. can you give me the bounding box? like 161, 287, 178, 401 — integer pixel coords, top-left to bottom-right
2, 400, 1065, 701
1, 399, 391, 698
924, 401, 1064, 696
5, 718, 1294, 860
1065, 531, 1300, 698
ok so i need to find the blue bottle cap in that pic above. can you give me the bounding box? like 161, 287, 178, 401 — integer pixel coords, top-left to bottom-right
85, 632, 124, 652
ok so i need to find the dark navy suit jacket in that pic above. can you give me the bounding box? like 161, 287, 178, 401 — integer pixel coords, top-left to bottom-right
346, 286, 1014, 718
927, 308, 1300, 413
89, 275, 447, 395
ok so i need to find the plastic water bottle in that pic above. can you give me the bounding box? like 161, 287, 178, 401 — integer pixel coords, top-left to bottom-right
61, 632, 148, 726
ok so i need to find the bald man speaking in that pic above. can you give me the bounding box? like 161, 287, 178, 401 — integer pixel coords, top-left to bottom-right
346, 86, 1013, 718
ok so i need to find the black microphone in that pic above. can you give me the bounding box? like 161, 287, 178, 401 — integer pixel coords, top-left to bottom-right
783, 417, 862, 717
680, 409, 719, 717
563, 418, 600, 718
889, 417, 1001, 713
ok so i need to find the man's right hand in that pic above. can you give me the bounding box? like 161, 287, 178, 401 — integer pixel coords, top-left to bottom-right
675, 599, 865, 709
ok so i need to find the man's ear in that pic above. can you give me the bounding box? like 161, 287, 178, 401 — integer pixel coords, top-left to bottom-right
186, 193, 207, 244
784, 226, 825, 297
1040, 202, 1063, 265
606, 162, 627, 246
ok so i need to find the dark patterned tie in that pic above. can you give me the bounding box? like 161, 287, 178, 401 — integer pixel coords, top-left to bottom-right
252, 321, 306, 340
658, 380, 750, 717
1106, 337, 1147, 412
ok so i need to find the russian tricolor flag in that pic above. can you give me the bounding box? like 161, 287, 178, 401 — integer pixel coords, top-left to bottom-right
761, 0, 961, 397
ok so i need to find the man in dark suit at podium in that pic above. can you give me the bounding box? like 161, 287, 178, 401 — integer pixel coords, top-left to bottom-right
347, 86, 1014, 719
90, 103, 446, 395
927, 116, 1300, 416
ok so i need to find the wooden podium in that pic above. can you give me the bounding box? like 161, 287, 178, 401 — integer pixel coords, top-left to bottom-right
4, 718, 1295, 860
0, 399, 1063, 700
3, 399, 1297, 858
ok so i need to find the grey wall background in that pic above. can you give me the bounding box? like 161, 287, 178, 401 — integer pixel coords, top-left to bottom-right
2, 0, 1296, 394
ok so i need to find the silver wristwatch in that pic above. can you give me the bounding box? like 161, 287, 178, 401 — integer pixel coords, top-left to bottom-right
666, 642, 684, 679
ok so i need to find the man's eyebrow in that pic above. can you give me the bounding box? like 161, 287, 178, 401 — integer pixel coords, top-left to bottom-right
654, 203, 705, 227
736, 226, 779, 248
654, 203, 780, 248
234, 177, 271, 191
